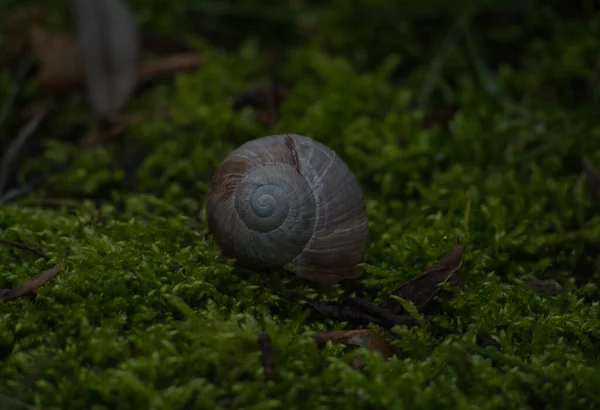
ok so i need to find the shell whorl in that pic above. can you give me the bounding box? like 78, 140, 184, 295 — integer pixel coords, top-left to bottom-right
206, 134, 368, 284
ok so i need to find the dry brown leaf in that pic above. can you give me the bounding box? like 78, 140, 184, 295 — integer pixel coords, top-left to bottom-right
30, 26, 202, 97
73, 0, 141, 117
1, 263, 64, 302
380, 242, 465, 313
30, 26, 85, 91
312, 329, 395, 359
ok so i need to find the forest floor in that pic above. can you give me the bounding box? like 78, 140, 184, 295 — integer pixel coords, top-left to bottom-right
1, 1, 600, 409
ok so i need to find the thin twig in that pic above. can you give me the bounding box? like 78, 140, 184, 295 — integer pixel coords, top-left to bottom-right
139, 53, 203, 83
0, 153, 76, 205
0, 184, 36, 205
424, 360, 450, 386
257, 332, 276, 381
0, 239, 48, 259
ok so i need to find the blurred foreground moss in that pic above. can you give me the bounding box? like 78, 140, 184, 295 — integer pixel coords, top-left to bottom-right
2, 1, 600, 409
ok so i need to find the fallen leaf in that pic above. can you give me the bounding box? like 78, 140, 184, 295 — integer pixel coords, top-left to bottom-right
380, 241, 465, 313
0, 239, 48, 259
583, 158, 600, 203
526, 279, 564, 297
30, 26, 84, 91
1, 263, 64, 302
305, 298, 417, 329
257, 332, 276, 381
30, 25, 202, 100
312, 329, 395, 359
73, 0, 141, 116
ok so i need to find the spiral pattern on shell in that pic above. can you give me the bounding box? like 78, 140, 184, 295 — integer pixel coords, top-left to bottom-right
206, 134, 369, 284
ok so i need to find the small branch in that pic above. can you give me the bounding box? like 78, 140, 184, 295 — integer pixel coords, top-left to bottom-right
257, 332, 276, 381
139, 53, 203, 83
424, 360, 450, 387
0, 239, 48, 259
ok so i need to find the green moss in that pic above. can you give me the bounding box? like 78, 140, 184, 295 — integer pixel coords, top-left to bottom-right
2, 1, 600, 409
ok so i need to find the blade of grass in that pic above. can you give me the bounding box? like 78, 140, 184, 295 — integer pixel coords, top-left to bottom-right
416, 2, 487, 107
462, 26, 499, 98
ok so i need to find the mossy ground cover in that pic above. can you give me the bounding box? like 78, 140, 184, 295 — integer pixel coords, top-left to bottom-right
1, 1, 600, 409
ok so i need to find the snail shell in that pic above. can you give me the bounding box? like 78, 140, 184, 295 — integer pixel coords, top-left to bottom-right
205, 134, 369, 284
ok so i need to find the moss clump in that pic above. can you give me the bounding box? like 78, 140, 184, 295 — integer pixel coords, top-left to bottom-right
1, 1, 600, 409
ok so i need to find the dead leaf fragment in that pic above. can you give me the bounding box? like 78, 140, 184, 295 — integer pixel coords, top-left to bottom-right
313, 329, 395, 359
73, 0, 141, 116
1, 263, 64, 302
30, 26, 84, 91
380, 242, 465, 313
30, 25, 202, 101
